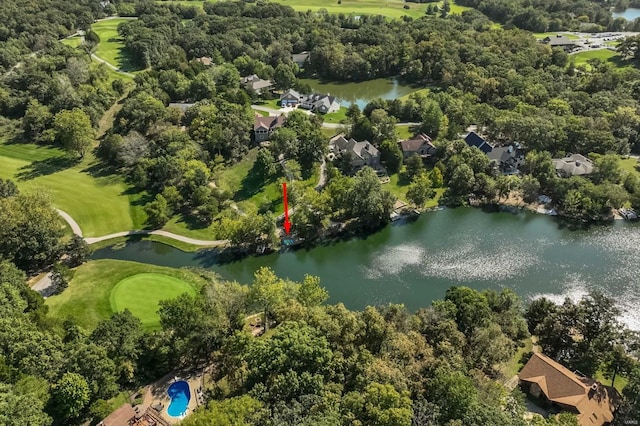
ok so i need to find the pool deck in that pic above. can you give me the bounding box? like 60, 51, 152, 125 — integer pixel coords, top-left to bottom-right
141, 369, 206, 424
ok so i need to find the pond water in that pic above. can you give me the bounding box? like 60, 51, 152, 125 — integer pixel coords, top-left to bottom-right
299, 78, 419, 109
612, 7, 640, 20
92, 207, 640, 329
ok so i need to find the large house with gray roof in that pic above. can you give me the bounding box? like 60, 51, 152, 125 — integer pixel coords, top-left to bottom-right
552, 154, 593, 177
541, 35, 577, 51
464, 131, 525, 174
241, 74, 273, 95
279, 90, 341, 114
329, 134, 381, 170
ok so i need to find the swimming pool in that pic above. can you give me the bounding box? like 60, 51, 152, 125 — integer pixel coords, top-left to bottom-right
166, 380, 190, 417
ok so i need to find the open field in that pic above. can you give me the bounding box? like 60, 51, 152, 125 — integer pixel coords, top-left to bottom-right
0, 136, 145, 237
533, 32, 580, 40
110, 273, 196, 329
571, 48, 627, 70
156, 0, 472, 18
91, 18, 140, 72
62, 35, 83, 48
46, 260, 206, 330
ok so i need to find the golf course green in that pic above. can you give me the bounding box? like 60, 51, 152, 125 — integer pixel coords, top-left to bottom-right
46, 260, 205, 330
110, 273, 196, 329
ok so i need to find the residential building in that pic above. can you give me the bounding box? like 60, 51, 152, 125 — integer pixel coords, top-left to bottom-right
196, 56, 213, 66
299, 93, 341, 114
98, 404, 136, 426
291, 51, 310, 68
464, 131, 525, 174
279, 89, 301, 107
398, 133, 437, 160
519, 353, 619, 426
542, 35, 577, 51
329, 134, 381, 170
253, 114, 285, 143
168, 102, 195, 112
552, 154, 593, 177
241, 74, 273, 95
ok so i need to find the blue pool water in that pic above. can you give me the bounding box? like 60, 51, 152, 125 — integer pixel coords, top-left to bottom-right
167, 380, 190, 417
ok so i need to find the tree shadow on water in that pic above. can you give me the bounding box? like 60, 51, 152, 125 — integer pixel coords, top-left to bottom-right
16, 156, 78, 181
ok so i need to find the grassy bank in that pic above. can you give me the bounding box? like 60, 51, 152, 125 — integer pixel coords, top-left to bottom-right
46, 260, 206, 330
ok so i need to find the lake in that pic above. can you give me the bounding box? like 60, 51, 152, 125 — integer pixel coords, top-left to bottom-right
92, 207, 640, 329
612, 7, 640, 20
299, 78, 418, 109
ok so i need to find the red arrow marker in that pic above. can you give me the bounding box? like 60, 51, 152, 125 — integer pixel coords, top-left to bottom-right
283, 182, 291, 235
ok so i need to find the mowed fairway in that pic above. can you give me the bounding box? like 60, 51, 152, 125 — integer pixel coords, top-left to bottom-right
110, 273, 196, 329
91, 18, 140, 72
46, 260, 205, 330
0, 139, 144, 237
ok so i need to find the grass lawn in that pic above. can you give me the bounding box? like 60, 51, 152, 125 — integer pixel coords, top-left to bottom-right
533, 32, 580, 40
571, 49, 622, 70
595, 369, 628, 393
620, 157, 640, 178
502, 337, 533, 379
62, 35, 83, 48
384, 166, 445, 206
396, 125, 415, 140
110, 273, 196, 329
91, 18, 141, 72
322, 107, 348, 124
0, 136, 145, 237
46, 259, 206, 330
398, 88, 430, 102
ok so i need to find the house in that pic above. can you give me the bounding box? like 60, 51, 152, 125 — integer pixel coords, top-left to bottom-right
464, 131, 493, 154
168, 102, 195, 112
519, 353, 619, 426
241, 74, 273, 95
279, 89, 301, 107
398, 133, 437, 160
552, 154, 593, 177
299, 93, 341, 114
253, 114, 285, 143
487, 144, 525, 175
196, 56, 213, 66
98, 404, 136, 426
291, 51, 310, 68
464, 131, 525, 174
542, 35, 577, 51
329, 134, 381, 170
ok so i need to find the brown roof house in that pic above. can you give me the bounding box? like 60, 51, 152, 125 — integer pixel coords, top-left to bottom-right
519, 353, 620, 426
253, 114, 285, 143
329, 134, 381, 170
98, 404, 136, 426
552, 154, 593, 177
399, 133, 437, 161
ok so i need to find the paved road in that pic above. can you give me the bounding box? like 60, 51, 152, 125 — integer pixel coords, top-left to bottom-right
31, 272, 55, 297
55, 209, 228, 246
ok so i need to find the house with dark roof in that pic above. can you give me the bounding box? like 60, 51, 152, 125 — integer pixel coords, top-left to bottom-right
542, 35, 577, 51
519, 353, 619, 426
253, 114, 285, 143
241, 74, 273, 95
299, 93, 341, 114
464, 131, 524, 174
279, 89, 301, 107
329, 134, 381, 170
291, 51, 310, 68
399, 133, 437, 160
552, 154, 593, 177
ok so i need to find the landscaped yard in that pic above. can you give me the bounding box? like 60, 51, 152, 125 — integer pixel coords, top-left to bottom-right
0, 136, 146, 237
46, 259, 206, 330
384, 167, 445, 207
322, 107, 348, 124
91, 18, 140, 72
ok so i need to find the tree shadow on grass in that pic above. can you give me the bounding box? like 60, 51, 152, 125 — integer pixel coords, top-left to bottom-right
235, 171, 268, 202
16, 156, 78, 181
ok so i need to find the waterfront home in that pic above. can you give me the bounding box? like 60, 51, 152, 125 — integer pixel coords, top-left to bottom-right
253, 114, 285, 143
329, 134, 381, 170
241, 74, 273, 95
519, 353, 618, 426
299, 93, 341, 114
464, 131, 524, 174
280, 89, 302, 107
399, 133, 437, 161
552, 154, 593, 177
